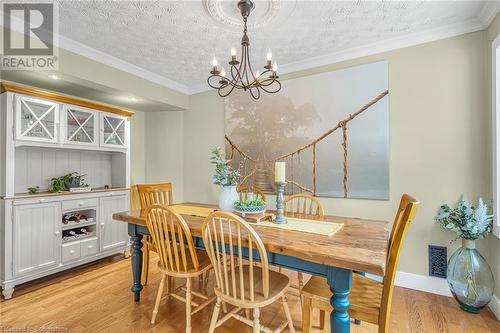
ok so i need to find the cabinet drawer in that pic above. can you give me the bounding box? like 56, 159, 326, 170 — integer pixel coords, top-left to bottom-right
62, 198, 98, 211
80, 237, 98, 257
62, 242, 81, 262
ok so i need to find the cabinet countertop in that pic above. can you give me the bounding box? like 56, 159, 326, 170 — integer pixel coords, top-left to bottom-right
1, 187, 130, 200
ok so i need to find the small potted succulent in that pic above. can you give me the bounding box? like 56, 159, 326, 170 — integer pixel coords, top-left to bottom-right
435, 196, 494, 314
234, 198, 266, 217
210, 147, 240, 211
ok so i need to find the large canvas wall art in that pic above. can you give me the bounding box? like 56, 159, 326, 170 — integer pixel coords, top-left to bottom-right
224, 61, 389, 200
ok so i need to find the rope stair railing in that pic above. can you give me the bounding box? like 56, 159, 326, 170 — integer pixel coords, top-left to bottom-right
274, 90, 388, 198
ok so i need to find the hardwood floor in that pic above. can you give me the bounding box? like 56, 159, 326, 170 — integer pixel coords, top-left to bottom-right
1, 254, 498, 333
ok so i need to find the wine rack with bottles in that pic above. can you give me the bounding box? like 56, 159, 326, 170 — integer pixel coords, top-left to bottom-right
61, 208, 97, 243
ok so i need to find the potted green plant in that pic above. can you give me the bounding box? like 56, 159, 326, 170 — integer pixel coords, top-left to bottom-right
435, 196, 495, 314
211, 147, 240, 211
49, 172, 89, 193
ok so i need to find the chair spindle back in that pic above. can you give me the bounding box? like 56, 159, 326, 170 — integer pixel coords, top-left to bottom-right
202, 211, 269, 304
283, 194, 324, 217
237, 186, 267, 203
137, 182, 173, 209
145, 204, 199, 274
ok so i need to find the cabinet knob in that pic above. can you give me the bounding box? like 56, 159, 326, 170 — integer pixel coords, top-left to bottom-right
88, 245, 93, 249
79, 202, 84, 206
100, 223, 105, 227
70, 250, 75, 254
54, 231, 60, 236
38, 199, 45, 203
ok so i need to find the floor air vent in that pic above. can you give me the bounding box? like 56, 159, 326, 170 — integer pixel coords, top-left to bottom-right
428, 245, 447, 278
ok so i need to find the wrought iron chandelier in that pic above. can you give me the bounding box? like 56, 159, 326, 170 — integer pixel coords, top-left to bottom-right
207, 0, 281, 100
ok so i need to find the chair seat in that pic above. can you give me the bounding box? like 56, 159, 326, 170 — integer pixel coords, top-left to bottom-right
158, 248, 212, 277
216, 265, 290, 308
302, 274, 383, 324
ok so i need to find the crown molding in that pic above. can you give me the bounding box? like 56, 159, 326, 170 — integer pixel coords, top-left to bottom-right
57, 34, 191, 95
0, 12, 191, 95
1, 9, 492, 97
278, 18, 485, 77
477, 1, 500, 27
189, 17, 486, 95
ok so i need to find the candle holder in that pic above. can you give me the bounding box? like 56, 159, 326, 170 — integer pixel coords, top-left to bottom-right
274, 181, 287, 224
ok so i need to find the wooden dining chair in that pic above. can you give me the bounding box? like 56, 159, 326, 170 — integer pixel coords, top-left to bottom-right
281, 193, 325, 305
130, 184, 141, 211
283, 193, 324, 217
301, 194, 420, 333
237, 185, 267, 203
146, 205, 215, 333
137, 182, 174, 285
202, 211, 295, 333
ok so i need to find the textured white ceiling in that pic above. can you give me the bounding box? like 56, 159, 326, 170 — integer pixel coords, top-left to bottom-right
56, 0, 492, 91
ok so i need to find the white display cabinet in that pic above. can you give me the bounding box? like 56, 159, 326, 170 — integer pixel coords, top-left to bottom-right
62, 105, 99, 147
0, 83, 134, 299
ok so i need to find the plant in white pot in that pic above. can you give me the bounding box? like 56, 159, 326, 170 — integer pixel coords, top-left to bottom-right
210, 147, 240, 211
435, 196, 494, 314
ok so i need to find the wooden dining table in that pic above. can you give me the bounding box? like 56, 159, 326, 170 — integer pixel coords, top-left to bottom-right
112, 203, 389, 333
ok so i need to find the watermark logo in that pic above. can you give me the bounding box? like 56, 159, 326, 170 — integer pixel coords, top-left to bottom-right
2, 2, 59, 70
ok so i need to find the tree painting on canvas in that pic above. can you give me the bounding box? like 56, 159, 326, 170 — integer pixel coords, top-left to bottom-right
225, 61, 389, 200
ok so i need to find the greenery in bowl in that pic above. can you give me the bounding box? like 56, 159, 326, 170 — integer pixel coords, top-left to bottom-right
234, 198, 266, 212
434, 196, 493, 240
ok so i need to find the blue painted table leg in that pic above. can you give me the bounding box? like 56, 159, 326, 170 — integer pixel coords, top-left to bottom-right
130, 233, 144, 302
327, 267, 352, 333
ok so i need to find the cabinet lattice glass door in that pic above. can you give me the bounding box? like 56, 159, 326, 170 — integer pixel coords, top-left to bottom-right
16, 96, 58, 143
64, 106, 98, 146
101, 114, 126, 148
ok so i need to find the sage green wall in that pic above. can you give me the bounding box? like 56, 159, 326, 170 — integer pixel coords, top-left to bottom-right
145, 111, 185, 202
130, 110, 146, 184
183, 31, 492, 277
487, 12, 500, 300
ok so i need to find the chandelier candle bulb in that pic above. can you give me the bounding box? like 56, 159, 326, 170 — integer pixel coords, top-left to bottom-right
207, 0, 281, 99
275, 161, 286, 183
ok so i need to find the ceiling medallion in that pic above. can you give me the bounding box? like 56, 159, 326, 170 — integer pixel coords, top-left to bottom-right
203, 0, 282, 30
207, 0, 281, 100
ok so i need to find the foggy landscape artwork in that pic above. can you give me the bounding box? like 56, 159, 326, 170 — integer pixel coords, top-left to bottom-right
224, 61, 389, 200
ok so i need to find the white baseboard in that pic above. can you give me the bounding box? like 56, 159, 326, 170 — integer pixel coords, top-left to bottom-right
489, 294, 500, 321
395, 271, 452, 297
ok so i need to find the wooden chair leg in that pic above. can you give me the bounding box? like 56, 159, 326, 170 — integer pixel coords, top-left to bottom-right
298, 272, 304, 307
302, 296, 312, 333
166, 276, 171, 300
319, 310, 326, 331
252, 308, 261, 333
282, 296, 295, 333
208, 298, 221, 333
151, 273, 166, 324
141, 244, 149, 286
185, 278, 192, 333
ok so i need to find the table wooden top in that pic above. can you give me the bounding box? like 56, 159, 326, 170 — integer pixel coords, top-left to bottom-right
113, 203, 389, 276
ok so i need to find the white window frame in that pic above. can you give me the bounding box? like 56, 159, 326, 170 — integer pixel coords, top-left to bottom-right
493, 34, 500, 238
